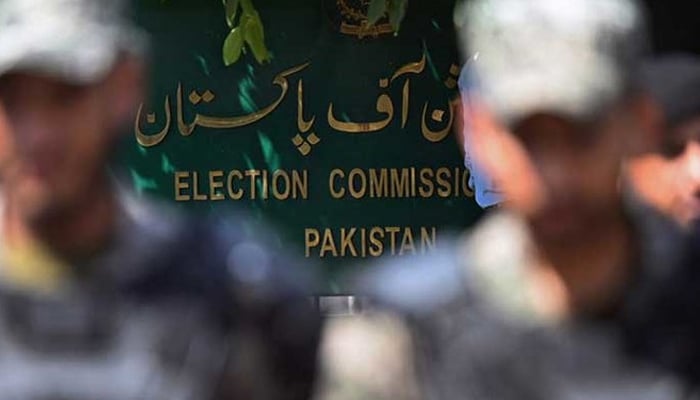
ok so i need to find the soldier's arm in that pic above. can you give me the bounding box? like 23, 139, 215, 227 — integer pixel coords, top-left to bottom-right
314, 311, 422, 400
209, 217, 322, 400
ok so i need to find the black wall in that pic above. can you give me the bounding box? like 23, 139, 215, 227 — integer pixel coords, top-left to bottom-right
643, 0, 700, 55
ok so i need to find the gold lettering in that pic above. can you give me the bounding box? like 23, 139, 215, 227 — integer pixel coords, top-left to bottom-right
349, 168, 367, 199
462, 169, 474, 197
329, 169, 345, 199
320, 229, 338, 258
245, 169, 260, 200
421, 227, 437, 253
399, 228, 415, 256
227, 170, 244, 200
303, 227, 439, 259
361, 228, 367, 257
386, 226, 401, 255
209, 170, 225, 201
262, 170, 269, 200
369, 227, 385, 257
305, 229, 320, 257
292, 170, 309, 199
454, 168, 460, 197
340, 228, 358, 257
390, 169, 410, 198
174, 171, 191, 201
419, 168, 435, 198
369, 168, 388, 198
436, 167, 451, 198
192, 171, 208, 201
272, 170, 291, 200
410, 167, 416, 197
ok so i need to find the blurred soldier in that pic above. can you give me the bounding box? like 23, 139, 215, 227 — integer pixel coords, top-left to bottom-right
624, 55, 700, 389
0, 0, 320, 399
316, 0, 696, 399
458, 61, 503, 209
628, 55, 700, 228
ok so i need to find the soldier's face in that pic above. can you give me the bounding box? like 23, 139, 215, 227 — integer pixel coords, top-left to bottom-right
658, 116, 700, 226
667, 117, 700, 226
514, 113, 628, 240
0, 73, 117, 223
627, 115, 700, 228
471, 102, 641, 243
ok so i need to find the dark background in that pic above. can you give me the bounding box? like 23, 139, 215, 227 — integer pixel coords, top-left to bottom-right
642, 0, 700, 55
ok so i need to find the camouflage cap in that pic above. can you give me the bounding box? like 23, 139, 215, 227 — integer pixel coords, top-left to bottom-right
455, 0, 648, 127
0, 0, 147, 84
642, 54, 700, 127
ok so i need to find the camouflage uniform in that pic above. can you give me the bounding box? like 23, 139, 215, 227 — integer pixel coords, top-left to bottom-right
316, 0, 697, 398
0, 192, 321, 400
0, 0, 320, 398
317, 204, 694, 400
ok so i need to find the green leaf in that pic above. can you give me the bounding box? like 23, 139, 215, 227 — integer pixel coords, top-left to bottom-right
243, 12, 270, 64
388, 0, 407, 32
367, 0, 387, 26
224, 0, 239, 28
223, 27, 244, 66
239, 0, 255, 15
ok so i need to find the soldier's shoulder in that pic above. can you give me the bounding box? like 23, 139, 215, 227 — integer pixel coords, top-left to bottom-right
354, 238, 469, 317
118, 193, 317, 307
354, 211, 529, 317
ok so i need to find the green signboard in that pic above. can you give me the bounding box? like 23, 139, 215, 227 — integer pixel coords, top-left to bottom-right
121, 0, 483, 290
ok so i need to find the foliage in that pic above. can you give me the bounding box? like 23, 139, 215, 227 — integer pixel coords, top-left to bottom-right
220, 0, 409, 65
367, 0, 408, 33
154, 0, 410, 66
222, 0, 271, 66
